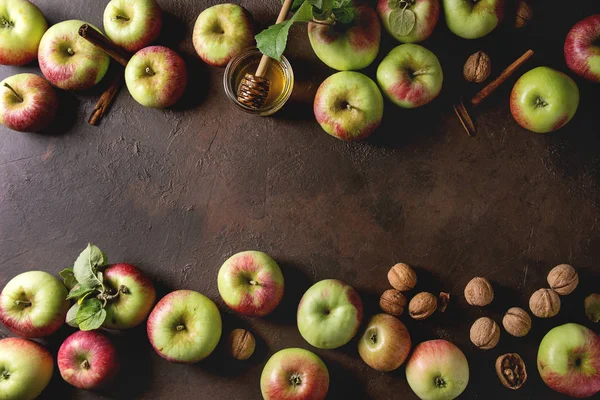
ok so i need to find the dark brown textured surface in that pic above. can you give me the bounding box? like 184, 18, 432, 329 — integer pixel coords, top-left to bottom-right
1, 1, 600, 399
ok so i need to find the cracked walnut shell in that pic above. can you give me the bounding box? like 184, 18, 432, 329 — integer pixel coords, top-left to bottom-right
464, 277, 494, 306
470, 317, 500, 349
388, 263, 417, 292
503, 307, 531, 337
408, 292, 437, 320
547, 264, 578, 295
496, 353, 527, 390
529, 288, 560, 318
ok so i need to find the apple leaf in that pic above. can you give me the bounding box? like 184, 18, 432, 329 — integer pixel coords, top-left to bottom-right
388, 0, 404, 10
332, 0, 355, 25
256, 1, 313, 60
73, 243, 106, 290
66, 303, 80, 327
59, 268, 77, 291
66, 283, 97, 300
389, 7, 416, 37
282, 0, 307, 11
76, 298, 106, 331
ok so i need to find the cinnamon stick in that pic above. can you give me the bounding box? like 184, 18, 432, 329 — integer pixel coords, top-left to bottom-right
89, 73, 124, 126
470, 49, 534, 107
78, 24, 130, 67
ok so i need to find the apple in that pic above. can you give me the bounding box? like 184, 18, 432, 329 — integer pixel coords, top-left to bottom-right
0, 73, 57, 132
0, 337, 53, 400
58, 330, 119, 389
377, 0, 440, 43
0, 270, 69, 338
297, 279, 363, 349
314, 71, 383, 141
405, 340, 469, 400
442, 0, 504, 39
510, 66, 579, 134
538, 323, 600, 398
377, 43, 443, 108
565, 14, 600, 83
260, 348, 329, 400
308, 5, 380, 71
147, 290, 222, 363
125, 45, 187, 108
192, 3, 254, 67
102, 263, 156, 330
217, 250, 284, 317
358, 313, 411, 372
38, 20, 110, 91
0, 0, 47, 65
103, 0, 162, 53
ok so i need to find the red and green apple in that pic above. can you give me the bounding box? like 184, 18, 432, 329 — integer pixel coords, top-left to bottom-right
260, 348, 329, 400
510, 66, 579, 133
58, 330, 119, 389
297, 279, 363, 349
565, 14, 600, 83
442, 0, 504, 39
358, 313, 411, 372
0, 270, 69, 338
0, 0, 47, 65
314, 71, 384, 141
103, 0, 163, 53
217, 250, 284, 317
0, 73, 57, 132
377, 0, 440, 43
147, 290, 222, 363
405, 339, 469, 400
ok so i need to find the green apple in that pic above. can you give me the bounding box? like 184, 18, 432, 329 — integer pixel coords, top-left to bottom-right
443, 0, 504, 39
0, 0, 47, 65
377, 43, 443, 108
377, 0, 440, 43
0, 270, 69, 338
537, 323, 600, 398
510, 66, 579, 133
125, 45, 188, 108
102, 263, 156, 330
261, 348, 329, 400
38, 20, 110, 90
358, 313, 412, 372
297, 279, 363, 349
406, 340, 469, 400
0, 337, 53, 400
192, 3, 254, 67
314, 71, 384, 141
308, 5, 380, 71
147, 290, 222, 363
103, 0, 163, 53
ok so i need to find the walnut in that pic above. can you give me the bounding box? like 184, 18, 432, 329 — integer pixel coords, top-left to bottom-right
463, 51, 491, 83
502, 307, 532, 337
585, 293, 600, 323
515, 0, 532, 28
438, 292, 450, 313
547, 264, 578, 295
470, 317, 500, 350
379, 289, 407, 316
408, 292, 437, 320
529, 288, 560, 318
387, 263, 417, 292
496, 353, 527, 390
227, 329, 255, 360
464, 277, 494, 306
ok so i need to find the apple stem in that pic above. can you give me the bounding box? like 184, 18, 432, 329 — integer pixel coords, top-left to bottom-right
249, 280, 258, 286
145, 67, 155, 76
176, 324, 186, 331
113, 15, 130, 21
80, 359, 90, 370
14, 299, 31, 307
412, 68, 429, 77
3, 83, 23, 103
0, 17, 14, 29
1, 370, 9, 380
67, 47, 74, 56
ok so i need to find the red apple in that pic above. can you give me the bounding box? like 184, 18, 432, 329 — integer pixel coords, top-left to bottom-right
538, 323, 600, 398
217, 250, 284, 317
0, 0, 48, 66
358, 313, 411, 372
57, 330, 119, 389
565, 14, 600, 83
0, 73, 57, 132
260, 348, 329, 400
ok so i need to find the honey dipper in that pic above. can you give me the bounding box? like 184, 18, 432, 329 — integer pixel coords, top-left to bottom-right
237, 0, 294, 109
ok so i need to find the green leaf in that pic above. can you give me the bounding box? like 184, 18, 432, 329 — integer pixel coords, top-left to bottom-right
388, 0, 403, 10
256, 1, 313, 60
389, 7, 416, 37
66, 284, 97, 300
59, 268, 77, 291
76, 298, 106, 331
308, 0, 323, 8
282, 0, 306, 11
66, 303, 80, 328
73, 243, 106, 289
333, 5, 355, 24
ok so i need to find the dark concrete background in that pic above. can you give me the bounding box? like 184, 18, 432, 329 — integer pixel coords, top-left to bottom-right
1, 0, 600, 399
